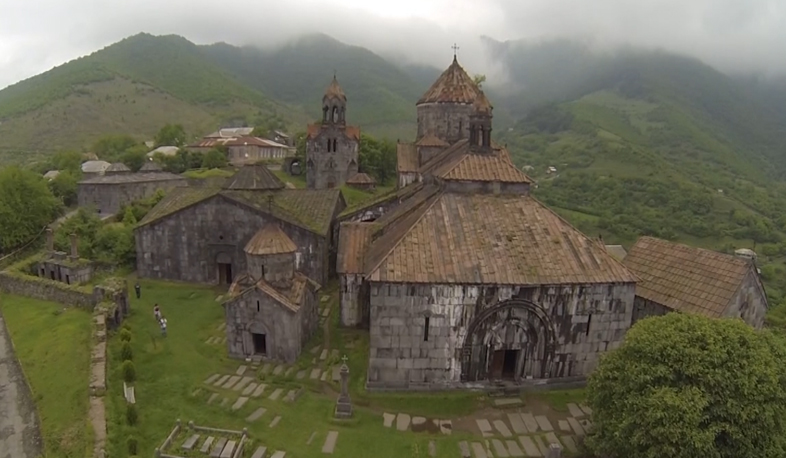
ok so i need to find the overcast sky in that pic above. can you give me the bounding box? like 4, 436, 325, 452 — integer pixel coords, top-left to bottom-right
1, 0, 785, 90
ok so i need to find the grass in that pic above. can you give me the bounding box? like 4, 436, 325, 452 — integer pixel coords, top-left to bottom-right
272, 169, 306, 188
181, 167, 234, 179
0, 294, 93, 458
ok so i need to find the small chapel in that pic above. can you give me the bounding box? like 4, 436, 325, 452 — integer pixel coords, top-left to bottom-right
336, 53, 639, 390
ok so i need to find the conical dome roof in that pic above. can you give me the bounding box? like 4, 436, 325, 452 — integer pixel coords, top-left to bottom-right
244, 224, 297, 255
472, 91, 493, 115
417, 56, 480, 105
323, 75, 346, 102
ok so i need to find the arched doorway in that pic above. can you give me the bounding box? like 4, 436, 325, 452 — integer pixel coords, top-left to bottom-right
460, 300, 556, 382
216, 252, 233, 285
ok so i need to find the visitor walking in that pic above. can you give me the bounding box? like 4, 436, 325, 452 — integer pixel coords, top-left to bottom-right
160, 316, 168, 337
154, 304, 161, 321
134, 282, 141, 299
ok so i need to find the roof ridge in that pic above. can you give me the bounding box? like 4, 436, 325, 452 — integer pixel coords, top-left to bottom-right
636, 236, 750, 266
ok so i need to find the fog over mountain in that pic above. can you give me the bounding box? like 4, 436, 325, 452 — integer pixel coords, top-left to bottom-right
2, 0, 785, 90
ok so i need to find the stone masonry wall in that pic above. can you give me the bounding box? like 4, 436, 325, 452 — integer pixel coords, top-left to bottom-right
725, 269, 768, 329
367, 282, 635, 390
340, 273, 362, 327
416, 103, 474, 144
78, 179, 186, 215
630, 296, 670, 327
306, 126, 359, 189
135, 195, 329, 285
0, 272, 95, 308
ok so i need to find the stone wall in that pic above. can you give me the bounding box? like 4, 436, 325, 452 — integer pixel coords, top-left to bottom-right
725, 269, 768, 329
0, 271, 95, 308
398, 172, 419, 189
367, 282, 636, 390
630, 296, 670, 327
416, 103, 474, 144
306, 126, 359, 189
340, 273, 367, 327
135, 195, 329, 285
78, 178, 187, 215
89, 312, 107, 458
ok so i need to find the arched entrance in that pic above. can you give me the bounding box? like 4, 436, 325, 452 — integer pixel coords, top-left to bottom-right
460, 300, 557, 382
216, 252, 233, 285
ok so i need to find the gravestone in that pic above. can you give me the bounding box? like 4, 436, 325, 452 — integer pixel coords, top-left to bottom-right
200, 436, 215, 453
247, 407, 267, 422
334, 356, 353, 418
269, 416, 281, 427
547, 443, 562, 458
251, 446, 268, 458
182, 434, 200, 451
210, 438, 228, 458
322, 431, 338, 454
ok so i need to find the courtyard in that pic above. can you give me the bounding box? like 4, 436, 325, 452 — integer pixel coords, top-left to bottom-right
1, 277, 591, 458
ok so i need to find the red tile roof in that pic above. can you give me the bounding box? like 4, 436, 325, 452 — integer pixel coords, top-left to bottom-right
324, 76, 347, 101
346, 172, 376, 184
306, 123, 360, 141
417, 56, 481, 105
244, 224, 298, 255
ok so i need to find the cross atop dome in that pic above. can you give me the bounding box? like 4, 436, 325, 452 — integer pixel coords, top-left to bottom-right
451, 43, 460, 58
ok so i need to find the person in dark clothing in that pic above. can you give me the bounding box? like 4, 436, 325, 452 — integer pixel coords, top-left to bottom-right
134, 282, 141, 299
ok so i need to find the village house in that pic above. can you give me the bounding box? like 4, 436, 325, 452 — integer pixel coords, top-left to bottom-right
134, 164, 344, 287
188, 136, 295, 165
77, 162, 187, 215
81, 160, 111, 178
223, 224, 320, 363
623, 236, 768, 329
335, 55, 638, 390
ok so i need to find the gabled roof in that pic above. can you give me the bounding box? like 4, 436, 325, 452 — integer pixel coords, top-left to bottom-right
323, 75, 347, 101
105, 162, 131, 173
306, 123, 360, 141
79, 171, 185, 185
189, 136, 290, 149
226, 272, 318, 313
205, 127, 255, 138
337, 223, 375, 274
605, 245, 627, 262
416, 134, 449, 148
139, 161, 163, 172
222, 164, 284, 191
417, 56, 481, 105
364, 191, 636, 285
244, 224, 298, 255
81, 160, 111, 173
346, 172, 376, 185
623, 237, 759, 318
137, 187, 221, 226
434, 153, 532, 183
397, 142, 418, 173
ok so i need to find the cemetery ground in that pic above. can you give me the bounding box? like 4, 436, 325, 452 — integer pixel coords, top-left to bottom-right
1, 278, 591, 458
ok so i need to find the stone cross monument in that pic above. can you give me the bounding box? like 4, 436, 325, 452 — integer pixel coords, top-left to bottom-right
334, 355, 353, 418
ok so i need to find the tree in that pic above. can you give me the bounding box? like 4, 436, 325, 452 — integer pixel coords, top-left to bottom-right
358, 134, 396, 185
0, 167, 61, 252
92, 135, 138, 161
201, 149, 227, 169
154, 124, 187, 147
586, 313, 786, 458
50, 150, 83, 173
48, 170, 80, 207
473, 74, 486, 88
120, 145, 149, 172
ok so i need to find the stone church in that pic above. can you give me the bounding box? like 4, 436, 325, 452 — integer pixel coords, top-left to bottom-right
305, 76, 360, 189
336, 55, 639, 390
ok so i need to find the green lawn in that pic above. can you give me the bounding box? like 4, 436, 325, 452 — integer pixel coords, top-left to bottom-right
0, 294, 93, 458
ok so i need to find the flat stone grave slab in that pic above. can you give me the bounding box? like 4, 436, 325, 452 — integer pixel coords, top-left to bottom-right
520, 413, 539, 432
545, 432, 561, 447
261, 363, 272, 374
220, 398, 229, 407
233, 376, 254, 392
507, 413, 527, 434
269, 415, 281, 427
270, 452, 285, 458
236, 365, 247, 376
428, 440, 436, 457
204, 374, 220, 385
494, 398, 523, 407
284, 389, 297, 402
320, 371, 328, 381
517, 436, 540, 457
458, 441, 471, 458
310, 345, 321, 355
560, 436, 577, 453
251, 446, 267, 458
471, 442, 488, 458
321, 307, 330, 317
332, 366, 340, 382
558, 420, 570, 432
210, 437, 228, 458
476, 419, 493, 437
383, 412, 395, 428
231, 396, 249, 411
307, 432, 317, 445
310, 368, 321, 379
296, 370, 306, 380
269, 388, 283, 400
242, 382, 258, 396
567, 417, 585, 436
492, 439, 510, 457
182, 434, 200, 450
252, 384, 267, 397
493, 419, 513, 437
217, 322, 226, 331
200, 436, 214, 453
533, 436, 548, 456
320, 349, 328, 360
580, 404, 593, 415
213, 375, 230, 387
220, 440, 236, 458
535, 415, 553, 432
506, 440, 524, 457
221, 375, 241, 389
412, 416, 426, 427
439, 419, 452, 435
273, 365, 284, 375
396, 413, 411, 431
567, 403, 585, 418
284, 367, 294, 377
207, 393, 219, 404
322, 431, 339, 454
247, 407, 267, 422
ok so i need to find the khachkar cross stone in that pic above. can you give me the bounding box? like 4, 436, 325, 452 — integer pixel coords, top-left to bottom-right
334, 355, 353, 418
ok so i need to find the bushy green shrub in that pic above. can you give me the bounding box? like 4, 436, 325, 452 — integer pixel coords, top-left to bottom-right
122, 360, 136, 383
119, 328, 132, 342
120, 342, 133, 361
126, 404, 138, 426
127, 436, 138, 455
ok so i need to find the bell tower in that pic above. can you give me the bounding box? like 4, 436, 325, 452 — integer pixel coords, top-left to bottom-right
469, 91, 493, 154
322, 74, 347, 126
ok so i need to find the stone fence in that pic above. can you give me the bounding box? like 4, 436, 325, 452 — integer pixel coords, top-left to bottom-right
0, 271, 96, 307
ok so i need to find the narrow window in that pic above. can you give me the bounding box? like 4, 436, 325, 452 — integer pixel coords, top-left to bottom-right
424, 317, 430, 342
332, 138, 337, 152
326, 139, 331, 152
586, 313, 592, 336
256, 300, 260, 312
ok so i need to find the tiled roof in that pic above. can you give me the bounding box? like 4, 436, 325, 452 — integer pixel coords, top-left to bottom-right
324, 76, 347, 101
623, 237, 754, 317
306, 123, 360, 141
189, 136, 290, 149
419, 139, 469, 176
397, 142, 418, 173
473, 90, 493, 114
79, 171, 186, 184
365, 192, 636, 285
137, 187, 221, 226
417, 56, 480, 105
346, 172, 376, 184
605, 245, 627, 262
337, 223, 375, 274
435, 153, 532, 183
137, 187, 341, 236
105, 162, 131, 173
205, 127, 255, 138
416, 134, 449, 148
139, 161, 163, 172
244, 224, 298, 255
222, 164, 284, 191
227, 272, 315, 313
81, 160, 111, 173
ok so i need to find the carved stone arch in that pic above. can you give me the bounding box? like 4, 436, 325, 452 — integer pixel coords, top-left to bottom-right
460, 299, 557, 382
322, 105, 329, 122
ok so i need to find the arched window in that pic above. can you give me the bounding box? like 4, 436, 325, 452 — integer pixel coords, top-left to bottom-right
332, 106, 338, 123
322, 106, 328, 123
307, 159, 314, 169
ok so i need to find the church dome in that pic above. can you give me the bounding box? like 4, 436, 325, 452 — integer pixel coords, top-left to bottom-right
472, 90, 493, 115
417, 56, 480, 105
323, 75, 347, 102
244, 224, 297, 255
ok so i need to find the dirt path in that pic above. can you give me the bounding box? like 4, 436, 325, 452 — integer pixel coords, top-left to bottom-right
0, 311, 42, 458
